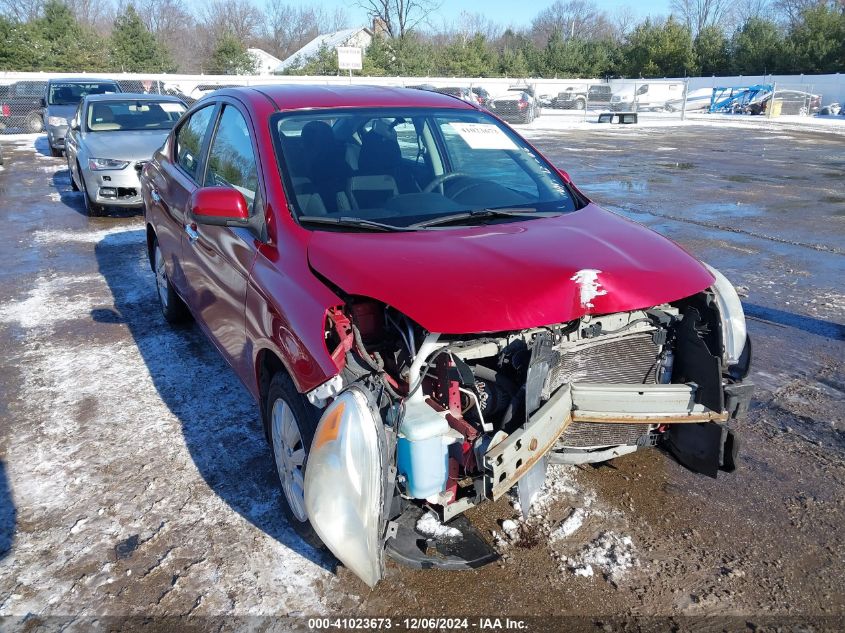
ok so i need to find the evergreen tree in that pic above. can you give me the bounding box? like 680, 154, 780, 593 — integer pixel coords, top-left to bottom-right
730, 17, 787, 74
34, 1, 105, 71
110, 5, 173, 72
694, 25, 730, 75
208, 34, 257, 75
622, 17, 696, 77
787, 3, 845, 73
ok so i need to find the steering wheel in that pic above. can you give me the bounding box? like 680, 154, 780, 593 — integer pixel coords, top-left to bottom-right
423, 171, 471, 194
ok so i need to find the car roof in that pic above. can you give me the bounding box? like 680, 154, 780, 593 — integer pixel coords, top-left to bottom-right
84, 92, 185, 103
213, 84, 477, 112
47, 78, 120, 85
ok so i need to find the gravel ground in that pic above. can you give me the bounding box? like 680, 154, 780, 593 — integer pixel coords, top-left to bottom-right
0, 126, 843, 631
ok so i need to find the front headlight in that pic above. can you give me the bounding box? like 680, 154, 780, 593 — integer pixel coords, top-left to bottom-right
704, 264, 747, 366
305, 386, 386, 587
47, 116, 68, 127
88, 158, 129, 171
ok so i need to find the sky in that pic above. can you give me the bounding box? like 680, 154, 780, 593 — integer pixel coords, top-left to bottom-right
282, 0, 675, 31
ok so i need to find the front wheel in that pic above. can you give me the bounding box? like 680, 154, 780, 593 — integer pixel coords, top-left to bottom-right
266, 372, 324, 548
50, 146, 63, 158
153, 238, 190, 324
67, 156, 79, 191
78, 165, 102, 216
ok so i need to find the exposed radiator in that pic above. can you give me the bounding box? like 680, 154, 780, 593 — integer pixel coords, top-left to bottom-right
549, 331, 660, 393
559, 421, 651, 448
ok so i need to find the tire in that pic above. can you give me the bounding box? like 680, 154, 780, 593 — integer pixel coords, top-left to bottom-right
575, 98, 586, 111
78, 163, 103, 216
24, 112, 43, 133
67, 156, 79, 191
265, 371, 325, 548
152, 238, 190, 324
50, 146, 63, 158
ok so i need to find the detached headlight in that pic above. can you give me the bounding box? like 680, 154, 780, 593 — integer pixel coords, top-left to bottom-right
47, 116, 68, 127
704, 264, 747, 366
88, 158, 129, 171
305, 386, 386, 587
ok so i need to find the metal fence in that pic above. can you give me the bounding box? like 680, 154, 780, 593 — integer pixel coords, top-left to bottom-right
0, 72, 840, 135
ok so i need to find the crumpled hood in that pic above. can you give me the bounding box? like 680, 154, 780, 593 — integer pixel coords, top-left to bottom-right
81, 130, 169, 162
307, 205, 714, 334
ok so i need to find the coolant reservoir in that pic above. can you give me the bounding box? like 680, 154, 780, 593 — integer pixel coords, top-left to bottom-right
397, 400, 451, 499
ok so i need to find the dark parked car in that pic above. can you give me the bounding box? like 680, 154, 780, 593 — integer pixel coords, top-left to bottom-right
0, 81, 47, 132
746, 90, 821, 116
471, 86, 491, 107
141, 84, 751, 588
432, 86, 480, 106
489, 88, 540, 123
551, 84, 612, 110
43, 78, 122, 157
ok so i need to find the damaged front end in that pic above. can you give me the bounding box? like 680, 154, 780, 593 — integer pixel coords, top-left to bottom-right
303, 267, 752, 586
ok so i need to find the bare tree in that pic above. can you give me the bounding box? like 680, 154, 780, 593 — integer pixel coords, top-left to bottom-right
200, 0, 262, 42
611, 6, 638, 37
133, 0, 194, 37
773, 0, 827, 25
670, 0, 734, 35
0, 0, 45, 22
356, 0, 441, 38
530, 0, 614, 43
261, 2, 348, 59
731, 0, 775, 28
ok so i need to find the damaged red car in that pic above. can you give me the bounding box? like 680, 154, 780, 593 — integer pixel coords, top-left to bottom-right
141, 85, 753, 587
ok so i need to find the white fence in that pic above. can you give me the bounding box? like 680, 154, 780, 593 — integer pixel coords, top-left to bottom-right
1, 71, 842, 134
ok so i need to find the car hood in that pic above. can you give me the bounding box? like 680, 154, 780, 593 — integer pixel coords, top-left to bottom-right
46, 104, 77, 120
306, 204, 715, 334
80, 130, 169, 161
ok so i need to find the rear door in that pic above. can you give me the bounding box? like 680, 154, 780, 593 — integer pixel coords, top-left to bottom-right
181, 99, 262, 376
151, 103, 217, 297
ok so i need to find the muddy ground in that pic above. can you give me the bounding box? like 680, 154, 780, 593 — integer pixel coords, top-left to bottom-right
0, 125, 843, 631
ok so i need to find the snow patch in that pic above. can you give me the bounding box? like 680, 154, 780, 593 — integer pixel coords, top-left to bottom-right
416, 512, 463, 543
550, 507, 586, 540
32, 226, 143, 246
564, 532, 636, 582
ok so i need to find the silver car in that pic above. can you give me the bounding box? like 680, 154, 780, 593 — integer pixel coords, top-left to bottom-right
65, 93, 186, 215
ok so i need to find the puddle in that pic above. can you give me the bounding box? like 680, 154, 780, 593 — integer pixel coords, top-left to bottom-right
582, 179, 649, 197
659, 162, 695, 170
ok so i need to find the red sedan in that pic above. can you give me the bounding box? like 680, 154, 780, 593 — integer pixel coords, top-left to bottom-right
141, 85, 752, 586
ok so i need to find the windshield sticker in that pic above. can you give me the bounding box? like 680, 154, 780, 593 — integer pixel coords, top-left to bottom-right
160, 103, 185, 113
449, 123, 517, 150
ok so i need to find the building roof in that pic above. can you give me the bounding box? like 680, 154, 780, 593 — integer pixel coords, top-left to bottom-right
276, 27, 372, 72
248, 48, 284, 65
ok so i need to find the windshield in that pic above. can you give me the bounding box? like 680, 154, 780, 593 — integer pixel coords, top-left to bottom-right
86, 100, 186, 132
49, 82, 119, 106
272, 107, 578, 229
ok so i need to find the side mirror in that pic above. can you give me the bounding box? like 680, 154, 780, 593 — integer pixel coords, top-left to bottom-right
70, 120, 79, 131
40, 97, 46, 107
190, 187, 249, 227
556, 167, 572, 183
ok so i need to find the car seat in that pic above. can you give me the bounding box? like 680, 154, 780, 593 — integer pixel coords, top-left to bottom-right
89, 104, 120, 131
300, 120, 351, 213
347, 120, 407, 209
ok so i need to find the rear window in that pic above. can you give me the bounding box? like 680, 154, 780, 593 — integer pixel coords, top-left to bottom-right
49, 82, 119, 106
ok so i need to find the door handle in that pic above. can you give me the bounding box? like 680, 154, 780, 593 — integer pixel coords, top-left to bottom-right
185, 223, 199, 243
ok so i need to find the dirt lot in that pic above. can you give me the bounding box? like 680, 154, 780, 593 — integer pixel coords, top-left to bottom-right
0, 125, 843, 631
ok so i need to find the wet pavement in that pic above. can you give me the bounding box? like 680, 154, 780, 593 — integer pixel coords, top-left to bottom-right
0, 126, 843, 629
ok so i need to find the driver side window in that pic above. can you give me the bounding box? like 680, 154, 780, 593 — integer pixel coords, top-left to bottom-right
204, 105, 259, 214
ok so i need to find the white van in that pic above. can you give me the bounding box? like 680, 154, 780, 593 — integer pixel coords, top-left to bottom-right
610, 82, 685, 112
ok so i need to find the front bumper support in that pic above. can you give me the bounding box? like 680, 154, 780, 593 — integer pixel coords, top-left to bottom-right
483, 381, 746, 499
